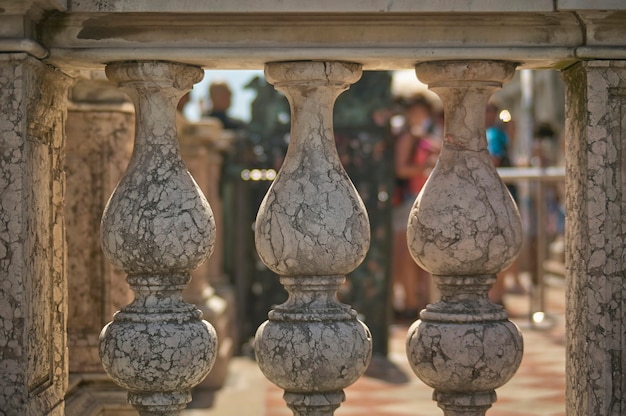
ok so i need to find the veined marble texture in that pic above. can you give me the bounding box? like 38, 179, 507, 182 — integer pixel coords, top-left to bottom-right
254, 61, 372, 416
100, 67, 216, 274
408, 61, 522, 276
255, 61, 370, 277
405, 61, 524, 416
255, 310, 371, 391
407, 318, 523, 390
98, 61, 217, 415
0, 54, 71, 416
563, 61, 626, 416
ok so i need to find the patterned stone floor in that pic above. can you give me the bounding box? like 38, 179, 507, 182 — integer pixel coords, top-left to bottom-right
185, 277, 566, 416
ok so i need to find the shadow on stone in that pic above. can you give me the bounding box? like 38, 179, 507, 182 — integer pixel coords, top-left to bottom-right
187, 388, 217, 409
364, 355, 411, 384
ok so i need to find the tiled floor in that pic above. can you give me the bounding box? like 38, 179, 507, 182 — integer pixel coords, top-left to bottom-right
185, 279, 566, 416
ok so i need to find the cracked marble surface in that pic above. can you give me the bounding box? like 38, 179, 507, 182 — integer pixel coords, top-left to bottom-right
0, 54, 71, 416
256, 316, 371, 392
98, 61, 217, 415
407, 320, 523, 391
563, 61, 626, 416
100, 62, 215, 275
405, 61, 524, 416
255, 61, 369, 277
254, 61, 372, 416
408, 61, 522, 276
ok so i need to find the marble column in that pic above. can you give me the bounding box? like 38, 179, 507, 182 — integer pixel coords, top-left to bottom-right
562, 61, 626, 416
98, 61, 217, 416
179, 120, 235, 391
0, 53, 71, 415
254, 61, 372, 416
64, 79, 137, 415
405, 61, 524, 416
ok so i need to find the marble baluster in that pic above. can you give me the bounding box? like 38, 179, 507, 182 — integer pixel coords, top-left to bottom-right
405, 61, 524, 416
254, 61, 372, 416
98, 61, 217, 416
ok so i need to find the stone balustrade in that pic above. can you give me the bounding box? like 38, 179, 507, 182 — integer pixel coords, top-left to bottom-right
405, 60, 524, 416
254, 61, 372, 416
90, 59, 526, 416
98, 61, 218, 415
2, 4, 626, 416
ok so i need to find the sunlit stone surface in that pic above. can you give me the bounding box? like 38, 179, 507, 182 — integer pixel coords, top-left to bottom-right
99, 61, 217, 416
406, 60, 524, 416
254, 61, 372, 416
563, 61, 626, 416
0, 52, 71, 416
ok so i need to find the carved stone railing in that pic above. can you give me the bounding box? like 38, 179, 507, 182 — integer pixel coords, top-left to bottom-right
98, 61, 218, 415
254, 61, 372, 416
405, 60, 524, 416
3, 3, 626, 416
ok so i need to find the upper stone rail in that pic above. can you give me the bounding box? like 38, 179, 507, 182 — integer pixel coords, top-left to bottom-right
63, 0, 626, 13
2, 0, 626, 71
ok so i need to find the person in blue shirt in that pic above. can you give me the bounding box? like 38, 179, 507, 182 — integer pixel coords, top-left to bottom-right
486, 102, 511, 168
485, 102, 520, 305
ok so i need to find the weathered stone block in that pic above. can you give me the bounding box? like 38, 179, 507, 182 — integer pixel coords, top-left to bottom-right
0, 53, 70, 416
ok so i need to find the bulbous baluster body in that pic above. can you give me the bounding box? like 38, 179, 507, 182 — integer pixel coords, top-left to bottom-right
254, 61, 372, 416
99, 61, 218, 416
405, 60, 524, 416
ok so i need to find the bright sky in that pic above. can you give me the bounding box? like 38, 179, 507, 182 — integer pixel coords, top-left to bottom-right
185, 69, 434, 123
186, 70, 264, 122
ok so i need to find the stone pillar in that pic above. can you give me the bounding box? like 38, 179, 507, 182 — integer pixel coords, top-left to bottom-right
405, 61, 524, 416
254, 61, 372, 416
98, 61, 217, 416
179, 120, 235, 391
64, 79, 136, 415
0, 53, 71, 415
562, 61, 626, 416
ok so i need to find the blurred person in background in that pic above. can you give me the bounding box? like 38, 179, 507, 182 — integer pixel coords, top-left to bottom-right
485, 101, 522, 305
391, 95, 441, 320
204, 81, 246, 131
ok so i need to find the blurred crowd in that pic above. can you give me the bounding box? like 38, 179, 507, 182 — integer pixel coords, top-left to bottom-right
388, 94, 564, 319
179, 76, 566, 325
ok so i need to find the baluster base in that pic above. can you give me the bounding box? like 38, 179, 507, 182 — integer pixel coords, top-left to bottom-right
254, 275, 371, 416
434, 391, 495, 416
284, 391, 345, 416
129, 391, 190, 416
255, 60, 371, 416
